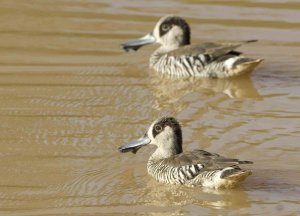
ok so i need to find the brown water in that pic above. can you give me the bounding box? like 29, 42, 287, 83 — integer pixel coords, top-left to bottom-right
0, 0, 300, 215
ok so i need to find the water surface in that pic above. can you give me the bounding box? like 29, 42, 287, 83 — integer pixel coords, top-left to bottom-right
0, 0, 299, 215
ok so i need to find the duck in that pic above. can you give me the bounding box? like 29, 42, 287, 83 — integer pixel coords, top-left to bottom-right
121, 15, 263, 78
118, 117, 253, 189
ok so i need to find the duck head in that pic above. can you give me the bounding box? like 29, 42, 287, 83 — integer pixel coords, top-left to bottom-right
119, 117, 183, 158
121, 16, 191, 52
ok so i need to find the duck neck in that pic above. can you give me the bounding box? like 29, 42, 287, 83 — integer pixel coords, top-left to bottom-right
149, 46, 178, 68
150, 141, 183, 161
157, 44, 180, 53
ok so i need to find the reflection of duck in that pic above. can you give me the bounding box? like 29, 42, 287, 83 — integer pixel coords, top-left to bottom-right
148, 74, 261, 110
143, 179, 251, 210
121, 15, 263, 78
119, 117, 252, 189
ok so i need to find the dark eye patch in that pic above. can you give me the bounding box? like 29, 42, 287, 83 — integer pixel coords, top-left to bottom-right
154, 124, 163, 132
159, 22, 172, 37
159, 21, 172, 37
152, 117, 181, 138
152, 122, 163, 138
158, 16, 191, 45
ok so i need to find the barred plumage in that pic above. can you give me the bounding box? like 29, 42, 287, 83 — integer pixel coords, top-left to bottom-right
150, 50, 262, 78
121, 15, 263, 78
119, 117, 253, 189
147, 160, 205, 184
150, 52, 214, 77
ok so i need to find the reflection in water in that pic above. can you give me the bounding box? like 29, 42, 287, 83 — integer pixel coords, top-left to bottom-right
149, 72, 261, 111
143, 179, 251, 210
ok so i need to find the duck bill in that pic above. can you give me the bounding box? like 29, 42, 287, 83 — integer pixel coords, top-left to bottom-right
118, 136, 151, 154
121, 33, 156, 52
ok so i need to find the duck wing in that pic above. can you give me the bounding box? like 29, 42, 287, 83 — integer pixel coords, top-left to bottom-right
163, 149, 253, 172
167, 40, 257, 60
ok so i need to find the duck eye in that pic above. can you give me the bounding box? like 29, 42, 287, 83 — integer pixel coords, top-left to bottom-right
154, 124, 163, 132
161, 24, 170, 32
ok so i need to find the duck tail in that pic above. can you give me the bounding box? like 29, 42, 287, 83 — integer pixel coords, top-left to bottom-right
214, 167, 252, 189
224, 57, 263, 77
222, 169, 252, 182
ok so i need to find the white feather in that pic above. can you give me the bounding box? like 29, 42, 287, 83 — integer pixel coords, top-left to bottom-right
224, 57, 239, 69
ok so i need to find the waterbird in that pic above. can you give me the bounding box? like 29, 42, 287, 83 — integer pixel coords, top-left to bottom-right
119, 117, 253, 189
121, 16, 263, 78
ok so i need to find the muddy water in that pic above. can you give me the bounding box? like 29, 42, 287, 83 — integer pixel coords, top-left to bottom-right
0, 0, 299, 215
